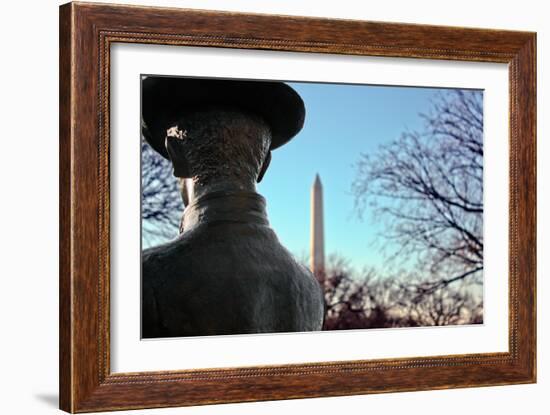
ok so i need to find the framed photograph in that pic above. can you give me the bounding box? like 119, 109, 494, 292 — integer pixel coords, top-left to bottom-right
59, 2, 536, 412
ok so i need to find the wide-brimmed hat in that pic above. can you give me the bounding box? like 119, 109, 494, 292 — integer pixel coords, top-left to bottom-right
141, 76, 306, 159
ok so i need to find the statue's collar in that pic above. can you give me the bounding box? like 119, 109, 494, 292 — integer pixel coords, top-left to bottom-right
181, 190, 269, 232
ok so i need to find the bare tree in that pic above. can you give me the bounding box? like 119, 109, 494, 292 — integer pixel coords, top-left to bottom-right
322, 255, 405, 329
322, 255, 370, 329
396, 273, 483, 326
141, 137, 183, 245
352, 90, 483, 292
321, 254, 482, 330
406, 286, 482, 326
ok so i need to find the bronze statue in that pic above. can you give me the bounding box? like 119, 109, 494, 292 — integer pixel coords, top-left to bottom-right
141, 77, 324, 338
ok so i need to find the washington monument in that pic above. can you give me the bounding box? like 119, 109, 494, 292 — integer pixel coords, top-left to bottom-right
310, 174, 325, 284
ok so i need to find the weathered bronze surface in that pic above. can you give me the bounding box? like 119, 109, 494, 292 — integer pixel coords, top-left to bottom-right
141, 78, 324, 338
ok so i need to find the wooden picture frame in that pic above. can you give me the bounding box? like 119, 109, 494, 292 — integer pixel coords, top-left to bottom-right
59, 2, 536, 412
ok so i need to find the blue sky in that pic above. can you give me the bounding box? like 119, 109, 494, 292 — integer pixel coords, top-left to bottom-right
142, 81, 465, 271
258, 82, 445, 270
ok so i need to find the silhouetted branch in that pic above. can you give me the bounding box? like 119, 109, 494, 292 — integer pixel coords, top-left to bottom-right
141, 138, 183, 245
352, 90, 483, 287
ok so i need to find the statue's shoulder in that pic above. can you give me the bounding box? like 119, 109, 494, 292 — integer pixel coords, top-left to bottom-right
142, 236, 194, 278
141, 243, 169, 269
142, 231, 196, 258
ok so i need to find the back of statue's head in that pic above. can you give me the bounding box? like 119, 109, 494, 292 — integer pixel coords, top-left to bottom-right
164, 106, 272, 186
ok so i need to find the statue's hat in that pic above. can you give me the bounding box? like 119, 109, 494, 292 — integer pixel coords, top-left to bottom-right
141, 76, 305, 159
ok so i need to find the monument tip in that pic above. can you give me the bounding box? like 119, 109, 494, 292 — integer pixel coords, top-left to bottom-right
314, 173, 322, 186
